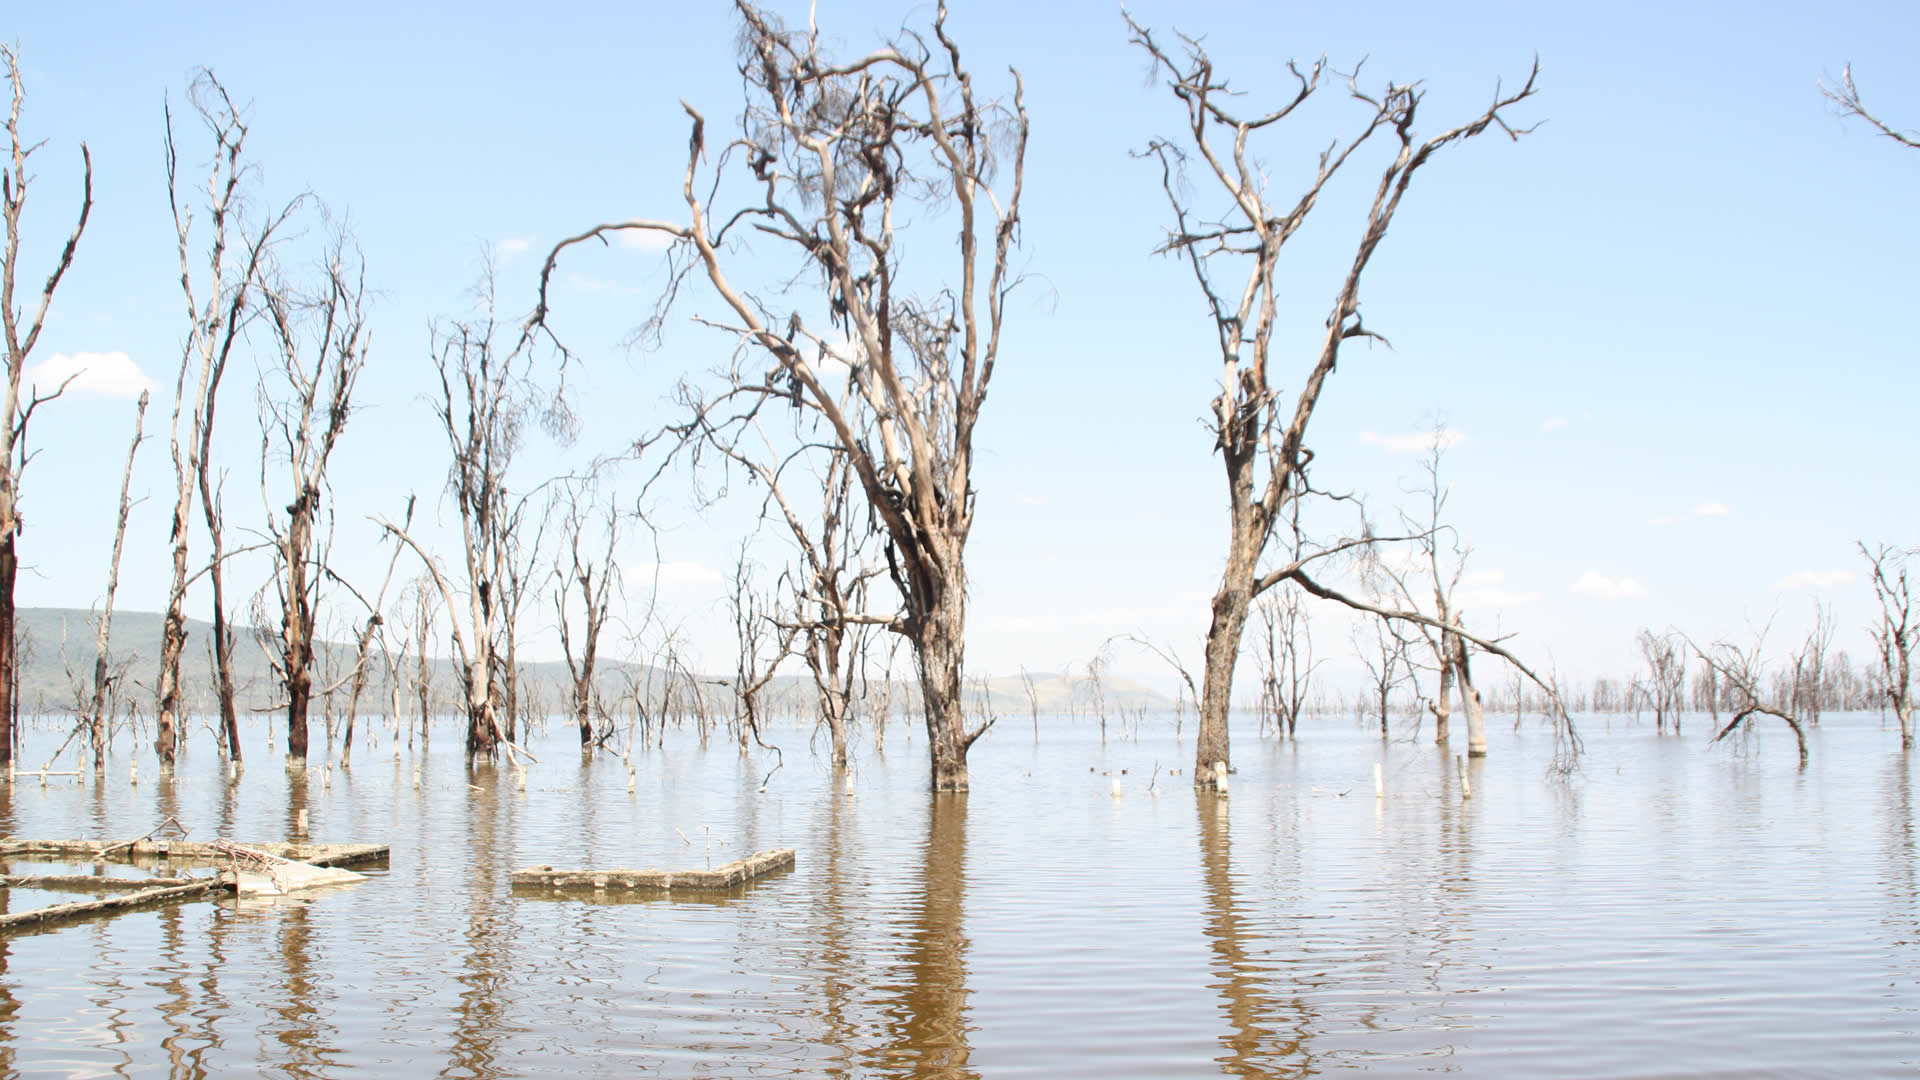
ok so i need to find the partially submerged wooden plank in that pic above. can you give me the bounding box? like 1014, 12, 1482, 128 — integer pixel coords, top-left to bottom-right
0, 878, 231, 935
0, 873, 206, 892
0, 838, 388, 868
511, 848, 795, 892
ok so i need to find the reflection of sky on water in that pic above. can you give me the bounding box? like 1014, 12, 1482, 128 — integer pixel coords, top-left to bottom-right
0, 711, 1914, 1077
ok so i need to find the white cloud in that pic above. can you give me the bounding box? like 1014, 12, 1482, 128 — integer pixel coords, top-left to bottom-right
1462, 570, 1505, 588
1360, 428, 1466, 453
653, 560, 722, 587
1776, 569, 1852, 591
618, 228, 678, 251
497, 235, 533, 257
1691, 502, 1731, 517
1540, 416, 1568, 433
23, 351, 154, 399
1571, 571, 1644, 598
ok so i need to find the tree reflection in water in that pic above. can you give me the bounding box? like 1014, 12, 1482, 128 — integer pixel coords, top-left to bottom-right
1198, 790, 1319, 1077
870, 792, 975, 1079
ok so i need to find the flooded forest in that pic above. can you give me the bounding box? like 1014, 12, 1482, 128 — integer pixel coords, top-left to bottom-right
2, 2, 1917, 1077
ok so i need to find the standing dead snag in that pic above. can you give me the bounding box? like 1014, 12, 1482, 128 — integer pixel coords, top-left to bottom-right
382, 279, 557, 765
1128, 19, 1560, 784
0, 46, 92, 774
1862, 543, 1916, 749
1637, 629, 1687, 734
554, 482, 620, 749
529, 1, 1028, 791
156, 71, 298, 771
259, 234, 370, 764
88, 392, 149, 771
663, 379, 884, 770
1381, 431, 1498, 756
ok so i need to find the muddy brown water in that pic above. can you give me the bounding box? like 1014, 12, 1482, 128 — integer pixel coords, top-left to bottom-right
0, 712, 1915, 1077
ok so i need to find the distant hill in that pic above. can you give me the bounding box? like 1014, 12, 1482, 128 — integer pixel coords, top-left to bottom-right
13, 606, 1172, 720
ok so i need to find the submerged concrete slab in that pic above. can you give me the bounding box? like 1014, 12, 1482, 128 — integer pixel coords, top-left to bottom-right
511, 847, 795, 893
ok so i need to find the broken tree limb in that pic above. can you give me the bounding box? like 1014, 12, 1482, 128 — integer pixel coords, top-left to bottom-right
510, 847, 794, 892
1713, 706, 1809, 767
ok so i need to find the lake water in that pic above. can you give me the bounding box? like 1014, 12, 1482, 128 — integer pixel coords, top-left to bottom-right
0, 710, 1915, 1077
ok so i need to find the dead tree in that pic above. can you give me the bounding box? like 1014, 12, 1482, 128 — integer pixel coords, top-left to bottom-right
259, 232, 369, 764
86, 391, 148, 771
1789, 602, 1833, 726
727, 546, 794, 763
1862, 543, 1916, 748
529, 2, 1027, 791
1356, 613, 1416, 739
1128, 20, 1561, 785
0, 46, 91, 773
156, 71, 298, 771
1821, 66, 1919, 151
554, 483, 620, 749
340, 502, 411, 766
1636, 629, 1687, 733
1380, 432, 1486, 753
405, 573, 440, 747
1688, 627, 1809, 766
1121, 633, 1202, 741
381, 281, 554, 764
1253, 589, 1316, 739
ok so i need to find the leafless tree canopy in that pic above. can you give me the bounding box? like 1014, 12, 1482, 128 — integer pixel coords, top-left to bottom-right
529, 1, 1028, 791
1862, 542, 1917, 749
1127, 17, 1565, 784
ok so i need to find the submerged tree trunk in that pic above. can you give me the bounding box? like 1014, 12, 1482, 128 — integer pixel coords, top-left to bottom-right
917, 581, 973, 793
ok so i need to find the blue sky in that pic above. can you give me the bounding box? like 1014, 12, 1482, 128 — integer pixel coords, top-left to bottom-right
7, 0, 1917, 697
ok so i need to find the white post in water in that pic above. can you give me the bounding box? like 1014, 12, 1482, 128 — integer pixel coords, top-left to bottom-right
1213, 761, 1229, 795
1374, 762, 1384, 800
1111, 776, 1123, 799
1456, 754, 1472, 799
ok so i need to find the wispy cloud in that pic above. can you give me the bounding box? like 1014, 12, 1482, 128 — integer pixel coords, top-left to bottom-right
497, 235, 534, 258
1360, 428, 1465, 453
1571, 571, 1644, 598
24, 351, 154, 399
1540, 416, 1568, 433
618, 229, 678, 251
1777, 569, 1851, 590
1691, 502, 1731, 517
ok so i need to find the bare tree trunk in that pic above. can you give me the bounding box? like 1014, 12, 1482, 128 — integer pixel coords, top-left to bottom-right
918, 590, 972, 793
1, 47, 92, 774
1198, 565, 1253, 782
1456, 632, 1487, 757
